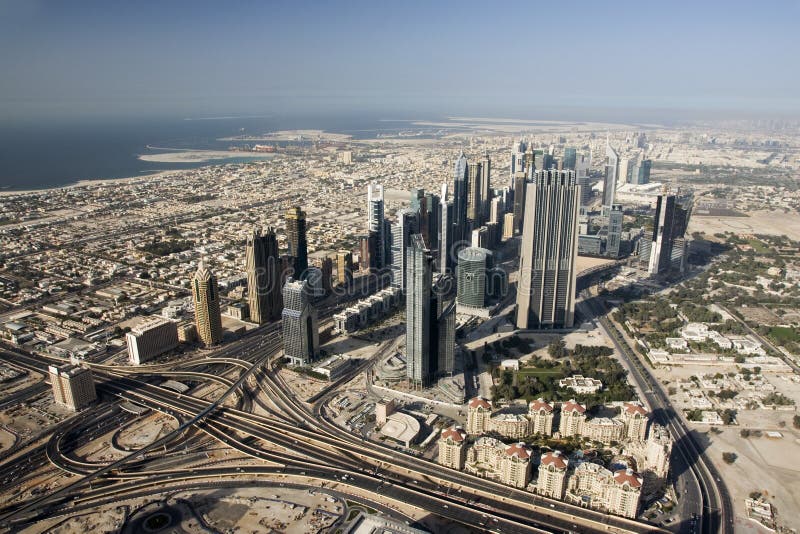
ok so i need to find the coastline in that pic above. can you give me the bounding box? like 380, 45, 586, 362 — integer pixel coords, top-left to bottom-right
0, 170, 179, 198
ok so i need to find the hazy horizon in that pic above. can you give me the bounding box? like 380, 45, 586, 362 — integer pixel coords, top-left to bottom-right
1, 0, 799, 123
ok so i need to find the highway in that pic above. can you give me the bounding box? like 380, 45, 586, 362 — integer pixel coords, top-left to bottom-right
580, 291, 734, 534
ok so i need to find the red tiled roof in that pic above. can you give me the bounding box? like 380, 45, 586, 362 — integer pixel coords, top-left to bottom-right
505, 442, 531, 460
468, 397, 492, 410
613, 469, 643, 488
540, 451, 568, 470
623, 403, 648, 416
562, 399, 586, 414
441, 426, 466, 443
529, 398, 553, 413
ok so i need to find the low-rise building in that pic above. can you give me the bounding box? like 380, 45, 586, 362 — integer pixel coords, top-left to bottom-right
559, 375, 603, 394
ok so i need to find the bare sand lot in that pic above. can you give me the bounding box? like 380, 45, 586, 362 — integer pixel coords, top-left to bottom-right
690, 210, 800, 241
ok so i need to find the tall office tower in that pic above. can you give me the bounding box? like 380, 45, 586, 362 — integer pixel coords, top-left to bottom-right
359, 231, 379, 272
336, 250, 353, 285
603, 137, 620, 207
439, 183, 454, 273
634, 159, 651, 184
512, 172, 528, 235
502, 212, 515, 241
193, 261, 223, 346
285, 206, 309, 278
480, 152, 492, 224
540, 152, 554, 171
563, 147, 577, 170
489, 196, 502, 225
246, 227, 281, 324
390, 208, 418, 291
316, 256, 333, 292
516, 170, 580, 329
457, 247, 492, 309
466, 161, 482, 227
618, 157, 631, 185
367, 183, 386, 268
510, 139, 528, 188
606, 204, 624, 258
647, 194, 690, 275
452, 152, 470, 250
435, 299, 456, 376
281, 278, 319, 366
49, 364, 97, 411
637, 131, 647, 149
524, 145, 536, 175
424, 191, 441, 253
405, 234, 434, 386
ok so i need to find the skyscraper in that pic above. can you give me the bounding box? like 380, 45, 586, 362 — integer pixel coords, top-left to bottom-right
606, 204, 624, 258
634, 159, 652, 185
603, 137, 620, 207
480, 152, 492, 224
510, 139, 527, 188
367, 183, 387, 268
618, 157, 631, 185
336, 249, 353, 285
563, 147, 577, 170
246, 227, 281, 324
516, 170, 580, 329
285, 206, 308, 278
439, 182, 454, 273
452, 152, 469, 250
406, 234, 434, 386
457, 247, 493, 309
466, 161, 482, 228
512, 172, 528, 235
647, 194, 690, 275
193, 261, 223, 346
282, 278, 319, 365
435, 299, 456, 377
390, 208, 418, 291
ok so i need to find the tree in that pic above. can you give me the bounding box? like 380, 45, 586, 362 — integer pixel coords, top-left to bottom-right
548, 339, 567, 359
722, 452, 737, 464
720, 409, 737, 425
793, 415, 800, 429
740, 429, 750, 438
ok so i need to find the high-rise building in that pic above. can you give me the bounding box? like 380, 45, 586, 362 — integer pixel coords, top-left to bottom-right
647, 194, 690, 275
359, 231, 379, 272
281, 278, 319, 366
390, 209, 418, 291
466, 396, 492, 434
536, 451, 568, 499
606, 204, 624, 258
502, 212, 514, 241
246, 227, 281, 324
193, 261, 223, 346
480, 152, 492, 224
439, 183, 454, 273
285, 207, 308, 278
528, 398, 555, 436
558, 399, 587, 436
621, 402, 650, 442
367, 183, 387, 268
563, 147, 577, 170
510, 139, 527, 188
406, 234, 434, 386
435, 299, 456, 376
126, 316, 178, 364
438, 426, 468, 470
452, 153, 470, 251
633, 159, 651, 184
457, 247, 492, 309
603, 137, 620, 207
512, 172, 528, 235
466, 161, 482, 228
336, 250, 353, 285
49, 363, 97, 411
516, 170, 580, 329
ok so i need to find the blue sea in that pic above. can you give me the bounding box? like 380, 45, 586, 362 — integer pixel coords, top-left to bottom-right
0, 114, 428, 191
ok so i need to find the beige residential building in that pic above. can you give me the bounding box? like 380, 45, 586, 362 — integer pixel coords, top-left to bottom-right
558, 399, 586, 437
536, 450, 568, 499
488, 413, 529, 440
621, 402, 649, 442
438, 426, 467, 470
566, 463, 643, 519
625, 423, 672, 493
528, 398, 554, 436
466, 437, 531, 489
375, 398, 396, 425
192, 261, 223, 346
502, 212, 515, 241
466, 397, 492, 435
49, 364, 96, 411
583, 417, 625, 445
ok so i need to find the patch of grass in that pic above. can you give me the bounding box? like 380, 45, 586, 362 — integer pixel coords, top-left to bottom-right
516, 367, 564, 377
769, 326, 800, 343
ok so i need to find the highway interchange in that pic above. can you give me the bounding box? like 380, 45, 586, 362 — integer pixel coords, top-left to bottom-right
0, 274, 728, 534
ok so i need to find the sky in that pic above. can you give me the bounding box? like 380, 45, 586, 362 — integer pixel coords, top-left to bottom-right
1, 0, 799, 122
